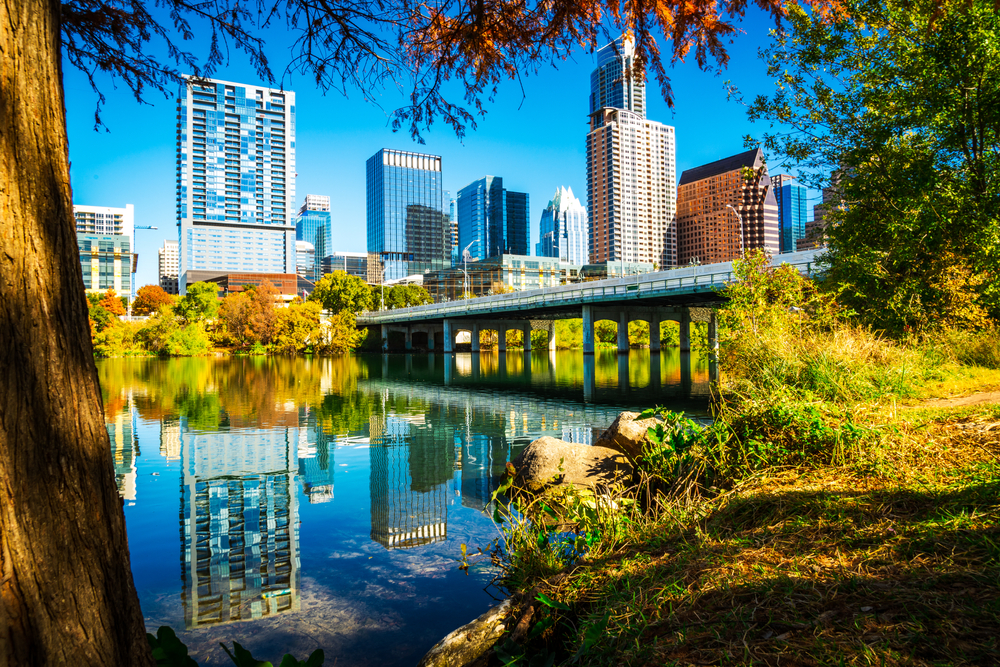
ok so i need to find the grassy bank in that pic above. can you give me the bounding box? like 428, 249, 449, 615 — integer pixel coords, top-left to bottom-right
489, 254, 1000, 666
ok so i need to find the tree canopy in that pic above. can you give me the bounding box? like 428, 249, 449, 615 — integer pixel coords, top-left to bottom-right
132, 284, 174, 315
309, 272, 374, 314
175, 281, 219, 322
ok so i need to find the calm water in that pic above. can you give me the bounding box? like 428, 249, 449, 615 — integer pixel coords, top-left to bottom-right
97, 351, 711, 666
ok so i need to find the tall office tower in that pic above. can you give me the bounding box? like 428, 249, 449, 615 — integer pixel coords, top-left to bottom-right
74, 204, 135, 294
180, 425, 300, 628
586, 107, 677, 267
676, 147, 780, 265
296, 194, 331, 279
590, 37, 646, 118
158, 239, 179, 294
446, 192, 458, 266
295, 240, 316, 281
536, 186, 589, 265
176, 76, 296, 293
771, 174, 809, 253
366, 148, 452, 282
457, 176, 530, 261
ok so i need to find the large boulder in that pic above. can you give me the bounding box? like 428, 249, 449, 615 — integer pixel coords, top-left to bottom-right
416, 599, 511, 667
593, 411, 659, 460
510, 436, 633, 492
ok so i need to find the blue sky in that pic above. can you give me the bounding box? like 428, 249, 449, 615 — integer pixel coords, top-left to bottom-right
64, 9, 816, 289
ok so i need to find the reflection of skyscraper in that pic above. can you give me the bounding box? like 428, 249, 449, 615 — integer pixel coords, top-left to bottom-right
108, 409, 138, 500
297, 424, 335, 504
369, 414, 449, 550
180, 423, 300, 628
160, 418, 181, 461
459, 433, 509, 512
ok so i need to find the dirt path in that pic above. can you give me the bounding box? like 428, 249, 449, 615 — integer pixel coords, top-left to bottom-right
908, 391, 1000, 409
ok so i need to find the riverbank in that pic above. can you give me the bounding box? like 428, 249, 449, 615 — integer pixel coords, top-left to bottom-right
479, 323, 1000, 665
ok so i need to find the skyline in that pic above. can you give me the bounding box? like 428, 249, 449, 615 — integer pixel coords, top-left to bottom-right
64, 10, 820, 290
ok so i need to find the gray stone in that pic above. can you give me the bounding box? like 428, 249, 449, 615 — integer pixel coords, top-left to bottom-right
593, 411, 659, 461
510, 436, 633, 492
416, 599, 511, 667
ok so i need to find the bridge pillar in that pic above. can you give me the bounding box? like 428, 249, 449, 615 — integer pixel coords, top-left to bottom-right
404, 326, 413, 351
583, 353, 595, 401
582, 305, 595, 355
649, 319, 660, 354
679, 307, 691, 352
497, 325, 506, 353
427, 329, 435, 350
708, 310, 719, 353
471, 322, 480, 353
617, 310, 629, 354
443, 319, 454, 353
522, 322, 532, 352
381, 324, 389, 351
618, 353, 629, 391
548, 320, 557, 352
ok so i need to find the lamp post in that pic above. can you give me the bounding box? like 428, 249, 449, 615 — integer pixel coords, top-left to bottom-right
129, 224, 157, 318
725, 204, 744, 258
461, 241, 474, 298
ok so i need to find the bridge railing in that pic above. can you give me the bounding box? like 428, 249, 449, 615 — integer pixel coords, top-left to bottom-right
357, 251, 823, 325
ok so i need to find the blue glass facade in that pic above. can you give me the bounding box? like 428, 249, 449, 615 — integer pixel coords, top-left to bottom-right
296, 195, 331, 280
590, 37, 645, 118
366, 149, 451, 282
536, 187, 589, 265
176, 77, 296, 293
772, 174, 809, 253
457, 176, 529, 262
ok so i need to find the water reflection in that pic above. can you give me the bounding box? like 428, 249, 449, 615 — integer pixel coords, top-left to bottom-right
96, 352, 711, 665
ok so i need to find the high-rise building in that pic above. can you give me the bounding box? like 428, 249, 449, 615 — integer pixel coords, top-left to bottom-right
536, 186, 589, 265
586, 108, 677, 267
771, 174, 809, 254
676, 147, 780, 265
158, 239, 179, 294
175, 76, 296, 293
457, 176, 529, 262
366, 149, 451, 282
296, 194, 331, 279
590, 37, 646, 118
74, 204, 135, 294
321, 251, 368, 280
295, 240, 316, 281
446, 192, 458, 266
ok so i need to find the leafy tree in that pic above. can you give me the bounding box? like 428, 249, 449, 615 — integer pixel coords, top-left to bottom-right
175, 281, 220, 323
132, 284, 174, 316
218, 291, 254, 348
273, 301, 323, 354
248, 281, 280, 345
309, 271, 374, 314
743, 0, 1000, 330
98, 288, 126, 316
384, 283, 432, 309
88, 303, 113, 333
2, 0, 846, 662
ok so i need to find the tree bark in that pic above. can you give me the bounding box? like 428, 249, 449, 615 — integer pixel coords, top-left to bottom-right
0, 0, 155, 664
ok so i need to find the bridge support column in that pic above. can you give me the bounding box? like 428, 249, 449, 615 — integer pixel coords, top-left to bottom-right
547, 321, 557, 352
618, 353, 629, 391
497, 325, 506, 353
649, 319, 660, 354
404, 326, 412, 351
582, 305, 595, 355
522, 322, 532, 351
617, 311, 629, 354
471, 323, 480, 353
583, 354, 595, 401
708, 310, 719, 354
381, 324, 389, 351
443, 319, 454, 353
679, 308, 691, 353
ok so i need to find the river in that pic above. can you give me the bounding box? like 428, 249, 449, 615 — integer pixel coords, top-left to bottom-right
97, 350, 710, 666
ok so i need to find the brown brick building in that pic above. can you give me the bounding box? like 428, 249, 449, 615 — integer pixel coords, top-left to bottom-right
676, 148, 780, 265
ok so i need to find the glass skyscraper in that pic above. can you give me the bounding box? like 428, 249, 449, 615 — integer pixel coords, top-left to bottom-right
457, 176, 529, 262
590, 36, 646, 118
536, 186, 589, 265
771, 174, 809, 253
73, 204, 134, 294
296, 194, 331, 280
366, 149, 452, 282
175, 76, 296, 293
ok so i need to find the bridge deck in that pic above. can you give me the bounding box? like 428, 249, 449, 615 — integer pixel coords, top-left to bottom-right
356, 249, 823, 326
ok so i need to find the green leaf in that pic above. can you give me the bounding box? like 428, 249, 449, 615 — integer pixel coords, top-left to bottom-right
535, 593, 571, 611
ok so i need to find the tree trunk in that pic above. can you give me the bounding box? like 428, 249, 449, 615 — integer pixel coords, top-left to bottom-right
0, 1, 155, 664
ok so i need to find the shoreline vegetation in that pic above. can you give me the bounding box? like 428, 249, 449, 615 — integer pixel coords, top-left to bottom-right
462, 251, 1000, 667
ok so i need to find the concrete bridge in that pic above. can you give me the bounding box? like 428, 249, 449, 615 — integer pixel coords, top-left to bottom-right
357, 249, 823, 354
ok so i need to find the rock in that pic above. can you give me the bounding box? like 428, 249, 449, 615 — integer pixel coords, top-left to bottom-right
416, 599, 511, 667
510, 436, 633, 492
593, 411, 659, 460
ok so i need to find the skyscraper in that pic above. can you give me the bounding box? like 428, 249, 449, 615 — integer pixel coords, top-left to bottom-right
457, 176, 529, 262
158, 239, 179, 294
366, 148, 452, 282
676, 147, 780, 265
296, 194, 331, 279
74, 203, 134, 294
536, 186, 589, 265
771, 174, 809, 254
590, 37, 646, 117
175, 76, 296, 293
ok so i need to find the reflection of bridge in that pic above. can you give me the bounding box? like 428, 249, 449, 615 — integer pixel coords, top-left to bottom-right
357, 249, 822, 354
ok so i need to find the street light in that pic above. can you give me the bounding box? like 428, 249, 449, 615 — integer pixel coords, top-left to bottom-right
461, 241, 474, 298
724, 204, 744, 258
129, 225, 158, 318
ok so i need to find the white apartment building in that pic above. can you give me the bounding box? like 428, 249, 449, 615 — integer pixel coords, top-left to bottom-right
159, 239, 179, 294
